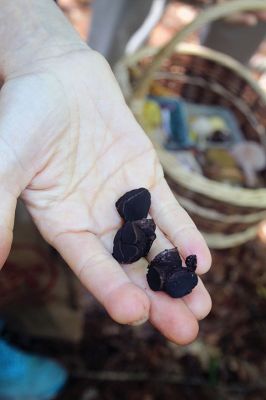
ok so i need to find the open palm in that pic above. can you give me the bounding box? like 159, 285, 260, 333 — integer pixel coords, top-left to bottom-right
0, 49, 211, 344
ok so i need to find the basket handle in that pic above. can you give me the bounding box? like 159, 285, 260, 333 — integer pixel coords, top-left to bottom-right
131, 0, 266, 101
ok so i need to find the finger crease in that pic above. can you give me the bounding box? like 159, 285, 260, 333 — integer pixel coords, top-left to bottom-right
78, 252, 111, 280
170, 225, 198, 242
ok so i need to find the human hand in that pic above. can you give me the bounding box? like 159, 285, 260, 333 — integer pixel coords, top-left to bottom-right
0, 0, 212, 344
0, 48, 211, 344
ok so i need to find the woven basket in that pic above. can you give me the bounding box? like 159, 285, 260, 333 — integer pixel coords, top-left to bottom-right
116, 0, 266, 248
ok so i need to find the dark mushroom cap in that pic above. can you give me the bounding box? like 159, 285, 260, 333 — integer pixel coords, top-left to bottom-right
113, 222, 146, 264
185, 255, 197, 271
146, 263, 175, 291
150, 248, 182, 269
115, 188, 151, 221
164, 268, 198, 298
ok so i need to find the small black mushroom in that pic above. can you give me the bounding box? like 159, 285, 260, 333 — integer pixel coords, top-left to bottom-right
146, 263, 174, 291
149, 248, 182, 269
135, 218, 156, 254
164, 268, 198, 298
113, 219, 156, 264
185, 254, 197, 271
115, 188, 151, 221
146, 248, 198, 298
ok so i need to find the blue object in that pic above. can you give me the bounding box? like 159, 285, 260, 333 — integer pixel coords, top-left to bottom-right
150, 96, 192, 149
0, 338, 67, 400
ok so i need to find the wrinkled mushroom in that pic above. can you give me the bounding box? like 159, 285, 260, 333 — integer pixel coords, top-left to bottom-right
231, 141, 266, 187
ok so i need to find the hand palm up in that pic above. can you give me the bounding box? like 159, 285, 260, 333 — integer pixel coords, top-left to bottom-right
0, 49, 211, 344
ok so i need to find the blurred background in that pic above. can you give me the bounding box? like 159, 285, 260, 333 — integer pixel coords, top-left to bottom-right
1, 1, 266, 399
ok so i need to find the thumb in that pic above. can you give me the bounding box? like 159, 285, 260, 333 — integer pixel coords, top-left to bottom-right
0, 188, 17, 268
0, 83, 29, 268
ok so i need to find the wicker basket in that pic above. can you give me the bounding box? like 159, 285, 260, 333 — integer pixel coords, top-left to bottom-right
116, 0, 266, 248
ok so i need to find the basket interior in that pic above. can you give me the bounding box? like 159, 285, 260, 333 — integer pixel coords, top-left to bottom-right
134, 49, 266, 190
152, 52, 266, 143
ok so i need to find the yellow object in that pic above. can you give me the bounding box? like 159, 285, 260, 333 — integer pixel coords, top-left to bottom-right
204, 148, 244, 185
189, 130, 198, 142
150, 82, 177, 97
205, 148, 237, 168
140, 100, 162, 131
209, 116, 227, 132
257, 286, 266, 299
204, 166, 244, 185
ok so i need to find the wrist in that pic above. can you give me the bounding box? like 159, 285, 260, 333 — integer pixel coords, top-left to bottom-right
0, 0, 88, 79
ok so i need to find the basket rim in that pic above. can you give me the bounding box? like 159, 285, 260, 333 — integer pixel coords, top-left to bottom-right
121, 43, 266, 104
116, 44, 266, 207
202, 225, 258, 248
151, 136, 266, 208
130, 0, 266, 100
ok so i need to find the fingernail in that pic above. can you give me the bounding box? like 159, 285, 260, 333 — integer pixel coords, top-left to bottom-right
129, 315, 149, 326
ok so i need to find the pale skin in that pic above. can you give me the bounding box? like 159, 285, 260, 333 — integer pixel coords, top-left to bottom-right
0, 0, 212, 344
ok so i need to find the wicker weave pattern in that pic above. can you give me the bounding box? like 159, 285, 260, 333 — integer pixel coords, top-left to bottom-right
147, 46, 266, 246
117, 44, 266, 247
117, 0, 266, 247
147, 52, 266, 145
